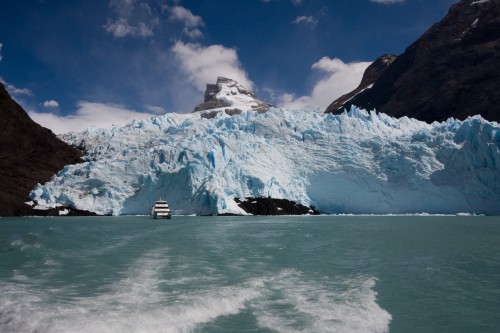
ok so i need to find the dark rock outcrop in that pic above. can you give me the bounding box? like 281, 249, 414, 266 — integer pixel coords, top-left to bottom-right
193, 76, 273, 113
23, 203, 99, 217
199, 108, 243, 119
235, 197, 320, 215
0, 83, 83, 216
326, 0, 500, 123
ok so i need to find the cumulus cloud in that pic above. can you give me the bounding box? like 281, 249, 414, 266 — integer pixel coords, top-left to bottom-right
0, 77, 34, 97
277, 57, 371, 109
182, 28, 203, 39
292, 15, 318, 27
28, 101, 154, 134
172, 41, 253, 92
370, 0, 404, 4
169, 6, 204, 28
43, 100, 59, 108
169, 6, 205, 39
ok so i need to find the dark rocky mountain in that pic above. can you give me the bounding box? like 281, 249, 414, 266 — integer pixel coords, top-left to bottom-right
0, 83, 84, 216
326, 0, 500, 123
193, 76, 273, 114
326, 54, 396, 113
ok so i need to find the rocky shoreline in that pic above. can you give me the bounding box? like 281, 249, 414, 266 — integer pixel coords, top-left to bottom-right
234, 197, 320, 216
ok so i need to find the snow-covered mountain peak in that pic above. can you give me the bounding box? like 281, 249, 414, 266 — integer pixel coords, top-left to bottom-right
193, 76, 273, 115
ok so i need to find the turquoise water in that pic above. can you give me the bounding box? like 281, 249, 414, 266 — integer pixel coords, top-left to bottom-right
1, 215, 499, 332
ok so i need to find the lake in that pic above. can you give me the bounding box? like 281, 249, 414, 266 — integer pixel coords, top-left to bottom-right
1, 215, 499, 332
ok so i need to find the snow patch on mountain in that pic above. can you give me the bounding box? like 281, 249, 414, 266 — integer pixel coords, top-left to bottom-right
193, 77, 273, 114
470, 0, 490, 5
30, 106, 500, 215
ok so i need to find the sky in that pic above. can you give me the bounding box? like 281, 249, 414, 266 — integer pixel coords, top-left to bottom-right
0, 0, 457, 133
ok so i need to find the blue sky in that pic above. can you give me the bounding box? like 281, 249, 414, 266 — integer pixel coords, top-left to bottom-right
0, 0, 457, 133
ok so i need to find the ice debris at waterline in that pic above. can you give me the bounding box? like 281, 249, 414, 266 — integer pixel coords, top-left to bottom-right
30, 106, 500, 215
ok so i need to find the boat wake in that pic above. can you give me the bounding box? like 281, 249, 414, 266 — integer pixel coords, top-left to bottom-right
0, 247, 391, 333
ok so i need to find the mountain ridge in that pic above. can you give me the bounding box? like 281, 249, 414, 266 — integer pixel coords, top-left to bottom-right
326, 54, 396, 113
326, 0, 500, 122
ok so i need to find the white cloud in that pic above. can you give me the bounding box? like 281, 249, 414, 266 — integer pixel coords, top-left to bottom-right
172, 41, 253, 92
169, 6, 204, 28
370, 0, 404, 4
277, 57, 371, 109
182, 27, 203, 39
169, 6, 204, 39
28, 101, 154, 134
145, 104, 167, 114
0, 77, 34, 97
104, 18, 153, 38
0, 42, 3, 62
104, 18, 134, 37
104, 0, 157, 38
292, 15, 318, 27
43, 100, 59, 108
136, 22, 154, 37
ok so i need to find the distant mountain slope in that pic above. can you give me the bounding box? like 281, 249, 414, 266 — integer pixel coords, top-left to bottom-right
0, 83, 82, 216
326, 0, 500, 123
326, 54, 396, 113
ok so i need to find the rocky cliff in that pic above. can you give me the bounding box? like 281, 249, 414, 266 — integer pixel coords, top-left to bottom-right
0, 83, 83, 216
326, 0, 500, 123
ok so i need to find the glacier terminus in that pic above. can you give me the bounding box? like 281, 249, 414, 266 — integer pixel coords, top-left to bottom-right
29, 103, 500, 216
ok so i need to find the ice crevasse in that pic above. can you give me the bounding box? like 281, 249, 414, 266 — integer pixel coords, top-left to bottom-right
30, 106, 500, 215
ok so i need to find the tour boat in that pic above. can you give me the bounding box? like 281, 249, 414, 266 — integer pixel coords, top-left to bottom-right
151, 199, 172, 219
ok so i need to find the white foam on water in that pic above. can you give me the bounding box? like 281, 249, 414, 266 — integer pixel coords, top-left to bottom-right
0, 248, 264, 333
7, 234, 63, 280
82, 227, 166, 257
252, 269, 392, 333
1, 243, 391, 333
10, 238, 42, 251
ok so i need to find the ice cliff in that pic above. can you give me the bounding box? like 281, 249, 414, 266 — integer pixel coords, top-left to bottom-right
29, 105, 500, 215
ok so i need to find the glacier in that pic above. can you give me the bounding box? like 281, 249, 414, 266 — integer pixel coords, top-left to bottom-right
29, 106, 500, 215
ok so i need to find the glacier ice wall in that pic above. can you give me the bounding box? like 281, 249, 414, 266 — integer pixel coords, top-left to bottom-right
30, 107, 500, 215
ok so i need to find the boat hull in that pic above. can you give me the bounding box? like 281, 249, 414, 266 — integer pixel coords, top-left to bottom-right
153, 213, 172, 219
